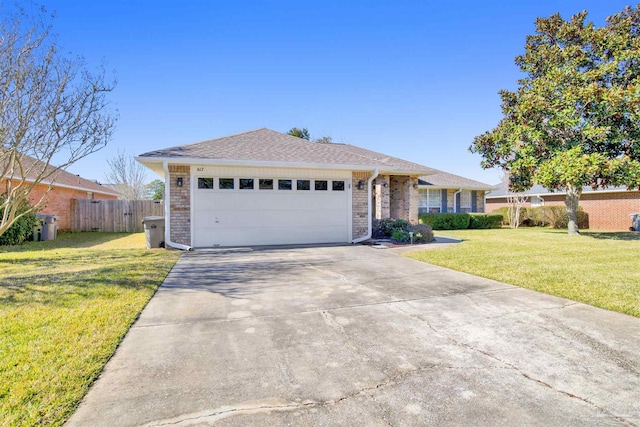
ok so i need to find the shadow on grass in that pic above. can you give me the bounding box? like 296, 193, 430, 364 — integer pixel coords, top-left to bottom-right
0, 232, 136, 252
582, 231, 640, 241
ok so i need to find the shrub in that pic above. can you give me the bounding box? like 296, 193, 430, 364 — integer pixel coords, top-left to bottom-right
373, 218, 410, 238
0, 201, 37, 246
419, 213, 471, 230
469, 213, 503, 229
492, 206, 589, 229
372, 218, 434, 243
407, 223, 435, 243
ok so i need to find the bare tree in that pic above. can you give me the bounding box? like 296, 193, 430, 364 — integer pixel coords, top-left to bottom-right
0, 5, 116, 236
502, 173, 528, 228
104, 150, 148, 200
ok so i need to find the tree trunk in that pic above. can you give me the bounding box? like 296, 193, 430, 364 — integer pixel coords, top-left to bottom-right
565, 185, 581, 235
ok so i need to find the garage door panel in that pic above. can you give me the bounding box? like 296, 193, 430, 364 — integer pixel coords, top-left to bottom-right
195, 225, 347, 247
192, 177, 351, 247
194, 208, 347, 230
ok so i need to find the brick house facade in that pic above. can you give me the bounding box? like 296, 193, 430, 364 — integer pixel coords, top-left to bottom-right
138, 129, 489, 247
486, 185, 640, 231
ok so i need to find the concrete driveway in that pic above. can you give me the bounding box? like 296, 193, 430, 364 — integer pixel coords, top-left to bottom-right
67, 245, 640, 426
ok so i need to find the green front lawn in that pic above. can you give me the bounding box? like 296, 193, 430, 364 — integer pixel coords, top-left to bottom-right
0, 233, 181, 427
405, 228, 640, 317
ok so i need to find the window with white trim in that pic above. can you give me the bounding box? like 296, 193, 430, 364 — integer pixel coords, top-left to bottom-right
418, 189, 441, 213
460, 190, 472, 212
427, 190, 441, 213
531, 196, 544, 207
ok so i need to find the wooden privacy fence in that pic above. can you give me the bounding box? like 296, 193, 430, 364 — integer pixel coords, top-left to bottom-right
70, 199, 165, 232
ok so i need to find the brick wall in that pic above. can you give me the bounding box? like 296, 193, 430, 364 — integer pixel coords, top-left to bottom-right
389, 175, 419, 223
168, 165, 191, 245
485, 191, 640, 230
352, 172, 371, 239
375, 175, 390, 219
15, 181, 117, 232
476, 191, 485, 213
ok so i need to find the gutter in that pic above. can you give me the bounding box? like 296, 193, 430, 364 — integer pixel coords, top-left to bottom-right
352, 168, 380, 244
162, 161, 193, 251
453, 189, 462, 213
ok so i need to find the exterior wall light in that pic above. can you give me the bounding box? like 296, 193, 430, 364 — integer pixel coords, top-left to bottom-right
412, 183, 419, 189
177, 177, 183, 187
357, 180, 365, 190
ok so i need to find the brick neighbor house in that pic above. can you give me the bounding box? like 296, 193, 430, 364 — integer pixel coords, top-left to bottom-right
2, 154, 120, 232
485, 183, 640, 231
136, 128, 491, 248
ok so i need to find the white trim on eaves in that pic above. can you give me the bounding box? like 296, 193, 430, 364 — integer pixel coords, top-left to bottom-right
12, 177, 119, 197
135, 156, 435, 176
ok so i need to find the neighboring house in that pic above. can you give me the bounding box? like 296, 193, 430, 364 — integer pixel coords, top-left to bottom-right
1, 154, 120, 231
417, 172, 494, 214
486, 183, 640, 231
136, 128, 492, 248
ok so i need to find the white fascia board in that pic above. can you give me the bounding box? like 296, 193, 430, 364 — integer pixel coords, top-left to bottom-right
136, 156, 381, 172
418, 185, 493, 191
5, 175, 118, 197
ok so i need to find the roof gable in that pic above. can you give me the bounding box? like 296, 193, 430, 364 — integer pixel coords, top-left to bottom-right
2, 152, 120, 196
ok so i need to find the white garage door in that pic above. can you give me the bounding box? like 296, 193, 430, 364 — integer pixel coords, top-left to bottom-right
192, 173, 351, 247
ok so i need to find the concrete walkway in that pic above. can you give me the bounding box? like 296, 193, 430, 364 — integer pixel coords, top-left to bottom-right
67, 245, 640, 426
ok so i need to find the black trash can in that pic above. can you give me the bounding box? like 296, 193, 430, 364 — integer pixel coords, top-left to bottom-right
32, 216, 44, 241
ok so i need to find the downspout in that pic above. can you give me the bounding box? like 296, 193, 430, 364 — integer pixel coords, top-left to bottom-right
163, 161, 193, 251
453, 189, 462, 213
352, 168, 380, 244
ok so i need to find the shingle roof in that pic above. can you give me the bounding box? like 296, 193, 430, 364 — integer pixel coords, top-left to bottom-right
2, 152, 120, 196
486, 182, 634, 198
418, 171, 494, 190
137, 128, 436, 174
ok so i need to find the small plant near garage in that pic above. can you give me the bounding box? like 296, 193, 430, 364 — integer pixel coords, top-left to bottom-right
373, 218, 434, 243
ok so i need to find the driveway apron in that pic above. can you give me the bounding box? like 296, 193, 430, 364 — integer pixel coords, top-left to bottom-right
66, 245, 640, 426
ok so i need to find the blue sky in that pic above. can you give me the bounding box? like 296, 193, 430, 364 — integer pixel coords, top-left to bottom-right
32, 0, 636, 184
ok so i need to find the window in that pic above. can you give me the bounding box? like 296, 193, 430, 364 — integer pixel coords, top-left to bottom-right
531, 196, 544, 207
87, 192, 94, 200
419, 189, 441, 213
460, 190, 471, 212
239, 178, 254, 190
198, 178, 214, 189
297, 180, 310, 190
428, 190, 441, 213
259, 179, 273, 190
315, 180, 328, 191
278, 179, 292, 190
219, 178, 234, 190
332, 181, 345, 191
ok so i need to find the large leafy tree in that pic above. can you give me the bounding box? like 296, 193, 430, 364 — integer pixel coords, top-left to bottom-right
470, 7, 640, 234
0, 5, 116, 236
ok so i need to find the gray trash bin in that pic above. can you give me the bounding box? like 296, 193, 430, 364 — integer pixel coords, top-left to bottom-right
630, 213, 640, 231
143, 216, 165, 248
35, 214, 58, 240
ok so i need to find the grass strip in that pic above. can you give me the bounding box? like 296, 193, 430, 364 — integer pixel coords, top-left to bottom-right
405, 228, 640, 317
0, 233, 181, 426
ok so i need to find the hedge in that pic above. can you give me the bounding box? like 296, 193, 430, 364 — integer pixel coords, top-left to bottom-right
0, 201, 37, 246
418, 213, 503, 230
493, 206, 589, 229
